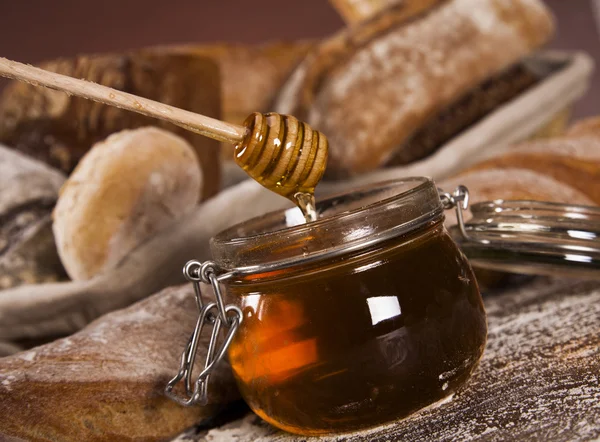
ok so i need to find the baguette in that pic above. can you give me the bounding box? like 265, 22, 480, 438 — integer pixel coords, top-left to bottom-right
0, 284, 240, 442
274, 0, 554, 177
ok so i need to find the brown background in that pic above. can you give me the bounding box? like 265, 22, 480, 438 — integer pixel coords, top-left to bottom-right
0, 0, 598, 118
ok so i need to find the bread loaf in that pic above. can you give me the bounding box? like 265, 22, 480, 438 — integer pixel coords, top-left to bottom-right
274, 0, 554, 177
0, 145, 67, 289
0, 180, 291, 342
53, 127, 202, 281
439, 117, 600, 225
165, 42, 313, 127
0, 284, 240, 442
0, 52, 221, 200
151, 42, 313, 163
328, 0, 400, 24
565, 116, 600, 137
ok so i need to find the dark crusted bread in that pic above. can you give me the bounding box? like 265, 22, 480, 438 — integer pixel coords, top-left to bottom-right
0, 52, 221, 200
273, 0, 555, 178
149, 42, 313, 161
385, 63, 539, 166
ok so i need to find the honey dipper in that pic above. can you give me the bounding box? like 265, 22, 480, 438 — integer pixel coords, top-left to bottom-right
0, 57, 328, 200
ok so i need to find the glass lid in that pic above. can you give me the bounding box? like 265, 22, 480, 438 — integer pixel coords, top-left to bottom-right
444, 187, 600, 279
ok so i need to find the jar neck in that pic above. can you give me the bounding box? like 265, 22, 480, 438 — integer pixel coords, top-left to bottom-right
227, 218, 446, 285
211, 178, 443, 277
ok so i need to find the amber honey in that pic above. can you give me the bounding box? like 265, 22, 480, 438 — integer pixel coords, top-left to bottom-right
211, 178, 487, 436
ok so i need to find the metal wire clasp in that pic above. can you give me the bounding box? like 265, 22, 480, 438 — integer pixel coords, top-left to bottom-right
165, 260, 242, 407
439, 185, 471, 241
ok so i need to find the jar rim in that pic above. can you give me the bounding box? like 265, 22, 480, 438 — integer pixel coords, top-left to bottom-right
471, 199, 600, 218
210, 177, 443, 276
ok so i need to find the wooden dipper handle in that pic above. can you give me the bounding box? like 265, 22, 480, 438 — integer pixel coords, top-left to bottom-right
0, 57, 329, 198
0, 57, 246, 144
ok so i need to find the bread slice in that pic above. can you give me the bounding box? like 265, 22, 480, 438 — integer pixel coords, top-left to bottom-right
0, 52, 222, 200
274, 0, 555, 178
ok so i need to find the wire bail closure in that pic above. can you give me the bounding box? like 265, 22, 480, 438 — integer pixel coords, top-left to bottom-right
439, 185, 471, 241
164, 260, 242, 407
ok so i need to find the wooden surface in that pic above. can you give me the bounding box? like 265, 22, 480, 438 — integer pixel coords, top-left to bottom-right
174, 277, 600, 442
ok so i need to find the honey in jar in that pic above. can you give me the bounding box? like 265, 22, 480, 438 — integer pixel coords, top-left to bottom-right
209, 178, 487, 436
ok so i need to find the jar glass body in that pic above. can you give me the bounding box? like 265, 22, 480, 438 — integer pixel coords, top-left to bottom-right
211, 179, 487, 436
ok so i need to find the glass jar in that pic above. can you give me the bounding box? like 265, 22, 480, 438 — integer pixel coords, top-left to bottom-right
167, 178, 487, 436
450, 199, 600, 279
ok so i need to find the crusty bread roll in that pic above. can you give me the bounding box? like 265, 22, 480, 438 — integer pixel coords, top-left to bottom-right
274, 0, 554, 178
53, 127, 201, 281
0, 52, 221, 200
0, 284, 240, 442
443, 168, 594, 208
0, 180, 292, 343
439, 118, 600, 225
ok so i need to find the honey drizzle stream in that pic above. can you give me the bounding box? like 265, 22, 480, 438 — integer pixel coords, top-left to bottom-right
294, 192, 318, 223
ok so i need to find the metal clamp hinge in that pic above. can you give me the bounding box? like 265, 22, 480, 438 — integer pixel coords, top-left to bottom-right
165, 260, 242, 407
438, 185, 472, 241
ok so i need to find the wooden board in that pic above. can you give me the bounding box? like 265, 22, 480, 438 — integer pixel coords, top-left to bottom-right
174, 277, 600, 441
